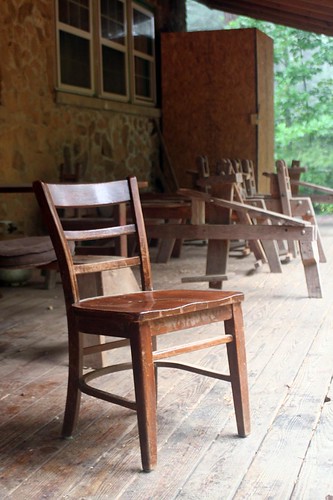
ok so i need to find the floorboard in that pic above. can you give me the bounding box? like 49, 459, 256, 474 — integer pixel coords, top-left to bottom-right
0, 217, 332, 499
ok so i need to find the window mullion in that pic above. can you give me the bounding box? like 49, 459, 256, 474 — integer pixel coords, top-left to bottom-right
127, 1, 135, 103
99, 0, 129, 101
93, 1, 101, 96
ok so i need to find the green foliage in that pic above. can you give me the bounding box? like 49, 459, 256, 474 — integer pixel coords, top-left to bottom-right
226, 16, 333, 201
186, 1, 226, 31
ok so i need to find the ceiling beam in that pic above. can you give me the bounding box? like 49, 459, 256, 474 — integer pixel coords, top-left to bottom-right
200, 0, 333, 36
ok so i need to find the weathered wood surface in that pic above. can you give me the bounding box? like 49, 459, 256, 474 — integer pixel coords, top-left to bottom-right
161, 29, 274, 192
0, 217, 332, 498
147, 223, 316, 241
291, 179, 333, 203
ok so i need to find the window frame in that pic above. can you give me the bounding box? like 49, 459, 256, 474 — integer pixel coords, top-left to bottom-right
130, 2, 156, 104
56, 0, 94, 95
55, 0, 156, 106
98, 0, 129, 101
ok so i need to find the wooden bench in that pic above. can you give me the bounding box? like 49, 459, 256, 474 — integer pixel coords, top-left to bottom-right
145, 156, 323, 297
148, 187, 323, 298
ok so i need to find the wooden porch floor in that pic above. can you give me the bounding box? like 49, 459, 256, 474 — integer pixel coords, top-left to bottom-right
1, 218, 332, 499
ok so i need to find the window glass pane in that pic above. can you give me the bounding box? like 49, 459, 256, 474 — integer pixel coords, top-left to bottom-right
133, 8, 154, 55
135, 56, 151, 98
102, 46, 126, 95
59, 0, 90, 31
60, 31, 91, 88
100, 0, 125, 45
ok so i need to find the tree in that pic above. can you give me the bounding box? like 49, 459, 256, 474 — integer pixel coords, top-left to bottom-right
226, 17, 333, 205
186, 0, 226, 31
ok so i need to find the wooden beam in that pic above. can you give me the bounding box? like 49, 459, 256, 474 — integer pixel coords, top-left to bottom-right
146, 223, 316, 242
200, 0, 333, 36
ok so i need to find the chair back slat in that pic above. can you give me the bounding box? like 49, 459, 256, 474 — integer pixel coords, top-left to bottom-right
64, 224, 136, 241
74, 256, 141, 275
47, 180, 131, 208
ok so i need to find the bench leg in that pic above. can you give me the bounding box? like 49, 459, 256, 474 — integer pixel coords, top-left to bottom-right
291, 198, 327, 263
206, 239, 229, 289
260, 239, 282, 273
156, 218, 183, 263
299, 240, 322, 298
44, 269, 57, 289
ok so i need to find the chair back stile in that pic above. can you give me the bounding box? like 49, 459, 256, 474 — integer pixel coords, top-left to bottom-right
34, 181, 80, 307
128, 176, 153, 292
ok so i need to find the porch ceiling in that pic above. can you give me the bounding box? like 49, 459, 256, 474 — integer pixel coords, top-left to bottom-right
200, 0, 333, 36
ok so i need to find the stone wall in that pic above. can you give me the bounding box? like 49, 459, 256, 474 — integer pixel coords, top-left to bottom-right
0, 0, 160, 236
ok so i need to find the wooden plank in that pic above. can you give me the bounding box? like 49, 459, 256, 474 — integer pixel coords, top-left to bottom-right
164, 254, 333, 499
155, 218, 182, 263
147, 223, 316, 242
0, 184, 33, 193
181, 274, 228, 283
299, 240, 322, 298
275, 161, 298, 258
54, 353, 228, 498
232, 183, 268, 267
152, 118, 179, 192
290, 197, 327, 263
205, 182, 233, 288
0, 219, 332, 498
161, 30, 274, 190
112, 244, 333, 498
178, 188, 309, 226
292, 179, 333, 195
0, 391, 135, 497
308, 194, 333, 203
233, 292, 333, 499
292, 382, 333, 498
3, 331, 221, 498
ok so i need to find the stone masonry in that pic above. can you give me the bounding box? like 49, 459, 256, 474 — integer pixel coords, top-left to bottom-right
0, 0, 160, 235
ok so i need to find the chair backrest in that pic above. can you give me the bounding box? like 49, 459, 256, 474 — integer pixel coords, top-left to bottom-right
33, 177, 153, 308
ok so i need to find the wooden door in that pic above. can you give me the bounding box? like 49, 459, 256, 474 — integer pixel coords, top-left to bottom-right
161, 28, 274, 192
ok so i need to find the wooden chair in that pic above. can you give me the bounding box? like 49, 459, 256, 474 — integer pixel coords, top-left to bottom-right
33, 176, 250, 472
262, 159, 326, 263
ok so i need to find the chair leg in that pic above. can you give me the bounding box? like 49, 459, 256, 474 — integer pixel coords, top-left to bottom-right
131, 329, 157, 472
225, 302, 251, 437
62, 325, 83, 438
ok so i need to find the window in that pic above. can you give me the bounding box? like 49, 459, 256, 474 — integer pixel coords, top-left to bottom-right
132, 5, 155, 100
56, 0, 156, 105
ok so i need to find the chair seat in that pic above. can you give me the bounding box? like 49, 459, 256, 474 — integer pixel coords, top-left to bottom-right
74, 289, 244, 322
